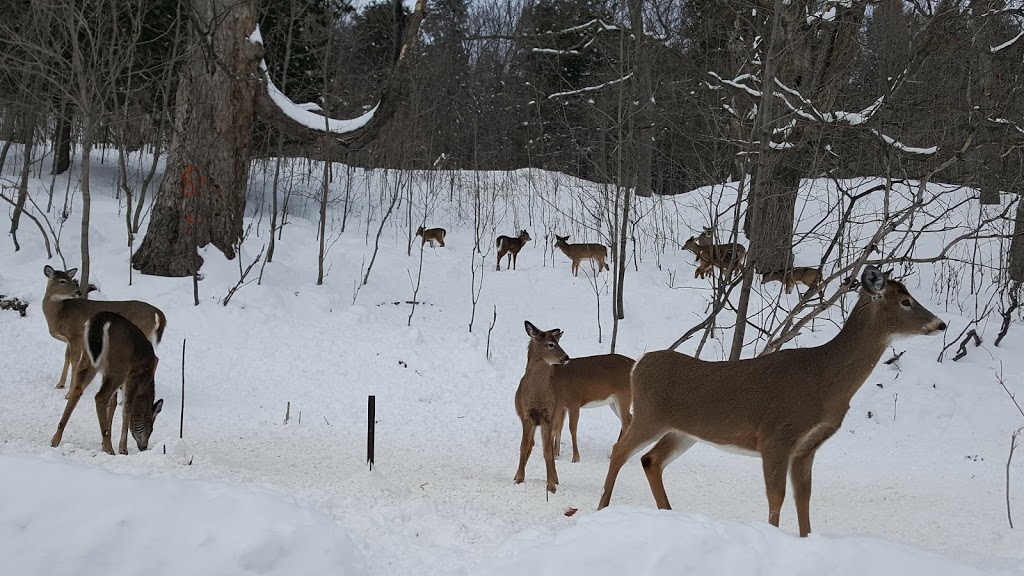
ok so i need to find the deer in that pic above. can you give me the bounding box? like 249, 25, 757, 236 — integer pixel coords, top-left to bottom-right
42, 266, 167, 392
50, 311, 164, 455
496, 230, 531, 271
597, 266, 946, 537
762, 267, 825, 298
415, 226, 446, 248
514, 321, 635, 493
553, 235, 610, 277
682, 236, 745, 279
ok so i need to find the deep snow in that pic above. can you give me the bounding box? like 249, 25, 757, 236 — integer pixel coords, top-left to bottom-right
1, 148, 1022, 574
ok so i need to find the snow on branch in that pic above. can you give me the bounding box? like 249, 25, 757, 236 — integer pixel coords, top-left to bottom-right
249, 25, 377, 135
870, 129, 938, 155
707, 71, 761, 98
548, 73, 632, 100
991, 30, 1024, 53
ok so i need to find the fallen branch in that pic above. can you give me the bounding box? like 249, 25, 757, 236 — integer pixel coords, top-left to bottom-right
222, 244, 266, 306
952, 329, 981, 362
1008, 427, 1021, 529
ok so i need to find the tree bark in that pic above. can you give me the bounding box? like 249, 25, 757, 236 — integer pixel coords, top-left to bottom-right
744, 0, 798, 275
1010, 192, 1024, 283
52, 103, 72, 176
132, 0, 262, 276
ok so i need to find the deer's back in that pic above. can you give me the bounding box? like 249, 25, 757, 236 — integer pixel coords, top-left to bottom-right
554, 354, 633, 404
560, 243, 607, 258
56, 299, 163, 340
631, 349, 842, 446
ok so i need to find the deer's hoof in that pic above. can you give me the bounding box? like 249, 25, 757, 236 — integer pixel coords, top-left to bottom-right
547, 483, 557, 494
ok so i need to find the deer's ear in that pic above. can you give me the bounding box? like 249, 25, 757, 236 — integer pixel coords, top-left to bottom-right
44, 265, 55, 278
882, 269, 893, 280
860, 266, 885, 295
66, 268, 78, 278
550, 329, 563, 341
524, 321, 541, 338
153, 399, 163, 416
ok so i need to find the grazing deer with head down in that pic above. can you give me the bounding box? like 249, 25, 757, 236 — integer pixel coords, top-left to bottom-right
50, 311, 164, 455
514, 321, 635, 492
762, 267, 824, 298
496, 230, 531, 271
554, 235, 610, 277
42, 266, 166, 391
683, 236, 745, 279
597, 266, 946, 537
415, 226, 446, 247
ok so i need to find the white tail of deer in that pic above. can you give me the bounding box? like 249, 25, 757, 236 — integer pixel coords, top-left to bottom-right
50, 311, 164, 455
42, 266, 166, 391
554, 235, 610, 277
598, 266, 946, 537
514, 321, 634, 492
415, 226, 446, 247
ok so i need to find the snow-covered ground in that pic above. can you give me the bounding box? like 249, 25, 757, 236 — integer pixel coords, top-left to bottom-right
1, 149, 1022, 574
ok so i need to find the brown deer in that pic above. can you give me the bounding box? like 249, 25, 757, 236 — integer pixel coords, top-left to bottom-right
597, 266, 946, 537
682, 236, 745, 279
514, 321, 634, 492
42, 266, 166, 391
762, 267, 824, 297
554, 235, 610, 277
496, 230, 531, 271
415, 226, 446, 247
50, 311, 164, 455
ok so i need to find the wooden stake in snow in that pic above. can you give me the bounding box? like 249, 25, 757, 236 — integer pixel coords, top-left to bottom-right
179, 338, 185, 439
367, 395, 376, 470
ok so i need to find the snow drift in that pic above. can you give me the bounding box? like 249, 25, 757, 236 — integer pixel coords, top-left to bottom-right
0, 455, 367, 576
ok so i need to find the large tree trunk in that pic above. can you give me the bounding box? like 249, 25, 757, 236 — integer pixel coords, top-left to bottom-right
132, 0, 261, 276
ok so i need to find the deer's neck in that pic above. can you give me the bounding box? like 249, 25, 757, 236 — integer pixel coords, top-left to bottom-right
41, 293, 67, 335
820, 298, 891, 401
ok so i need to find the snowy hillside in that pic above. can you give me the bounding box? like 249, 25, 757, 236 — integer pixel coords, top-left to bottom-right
1, 149, 1022, 575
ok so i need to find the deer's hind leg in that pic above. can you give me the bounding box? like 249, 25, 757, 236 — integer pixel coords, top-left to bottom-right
598, 419, 667, 509
94, 374, 122, 455
640, 431, 697, 509
51, 363, 97, 448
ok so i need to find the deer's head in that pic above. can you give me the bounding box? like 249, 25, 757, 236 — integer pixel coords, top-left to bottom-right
524, 321, 570, 365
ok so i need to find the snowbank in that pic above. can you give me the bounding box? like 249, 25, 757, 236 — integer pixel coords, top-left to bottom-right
0, 455, 367, 576
476, 507, 1022, 576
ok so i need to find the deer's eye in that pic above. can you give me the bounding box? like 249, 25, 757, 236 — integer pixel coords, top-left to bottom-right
901, 298, 912, 308
59, 280, 66, 285
547, 343, 556, 349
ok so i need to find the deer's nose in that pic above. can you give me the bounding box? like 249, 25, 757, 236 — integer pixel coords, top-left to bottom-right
936, 321, 947, 331
561, 355, 570, 364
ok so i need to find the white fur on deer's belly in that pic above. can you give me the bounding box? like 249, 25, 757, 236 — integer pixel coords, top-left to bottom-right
698, 437, 760, 457
582, 397, 615, 409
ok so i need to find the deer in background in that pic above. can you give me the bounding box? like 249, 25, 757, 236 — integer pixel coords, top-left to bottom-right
762, 267, 824, 298
554, 235, 609, 277
683, 236, 745, 279
598, 266, 946, 537
415, 226, 446, 248
514, 321, 634, 492
50, 311, 164, 455
42, 266, 166, 392
496, 230, 531, 271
